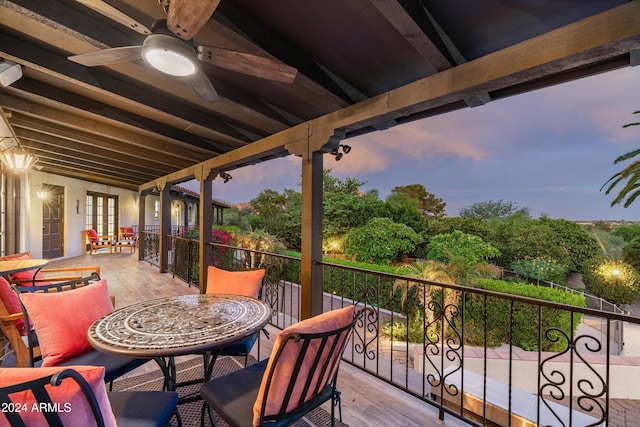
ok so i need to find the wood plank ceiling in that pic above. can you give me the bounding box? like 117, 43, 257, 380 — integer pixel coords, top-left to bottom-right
0, 0, 637, 191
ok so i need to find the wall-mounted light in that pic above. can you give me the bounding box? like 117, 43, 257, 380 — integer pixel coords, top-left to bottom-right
219, 171, 232, 183
36, 185, 48, 199
329, 144, 351, 161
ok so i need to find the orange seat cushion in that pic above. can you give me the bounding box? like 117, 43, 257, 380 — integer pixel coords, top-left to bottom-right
206, 266, 265, 298
253, 305, 355, 426
0, 365, 117, 427
19, 279, 114, 366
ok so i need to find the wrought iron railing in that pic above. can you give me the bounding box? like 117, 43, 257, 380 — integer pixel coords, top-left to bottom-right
168, 241, 639, 426
139, 231, 160, 263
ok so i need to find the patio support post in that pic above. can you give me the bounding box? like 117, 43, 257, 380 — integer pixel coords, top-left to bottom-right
289, 125, 344, 319
300, 150, 324, 319
196, 167, 215, 294
137, 191, 146, 261
159, 183, 172, 273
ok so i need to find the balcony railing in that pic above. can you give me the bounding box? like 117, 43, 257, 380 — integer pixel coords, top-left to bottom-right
160, 238, 640, 426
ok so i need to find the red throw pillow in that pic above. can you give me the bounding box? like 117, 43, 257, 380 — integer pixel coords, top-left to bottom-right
0, 277, 27, 334
19, 279, 114, 366
253, 306, 355, 425
0, 365, 117, 427
206, 266, 265, 298
0, 251, 33, 262
87, 229, 98, 243
124, 226, 134, 238
10, 269, 49, 286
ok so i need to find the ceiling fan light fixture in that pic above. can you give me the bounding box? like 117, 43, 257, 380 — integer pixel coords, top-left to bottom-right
142, 34, 197, 77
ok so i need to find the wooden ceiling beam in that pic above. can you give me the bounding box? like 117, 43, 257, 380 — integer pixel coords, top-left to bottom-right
2, 95, 212, 164
39, 164, 140, 191
14, 130, 173, 181
142, 1, 640, 190
213, 1, 354, 105
369, 0, 452, 72
0, 1, 297, 138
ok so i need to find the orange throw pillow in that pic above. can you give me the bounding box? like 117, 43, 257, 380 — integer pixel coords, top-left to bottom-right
19, 279, 114, 366
0, 365, 117, 427
253, 305, 355, 426
206, 266, 265, 298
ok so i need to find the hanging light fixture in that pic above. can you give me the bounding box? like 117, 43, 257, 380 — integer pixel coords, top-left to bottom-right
1, 107, 39, 173
1, 144, 39, 172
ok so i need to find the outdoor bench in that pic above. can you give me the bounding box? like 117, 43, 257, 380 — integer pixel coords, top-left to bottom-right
430, 365, 601, 426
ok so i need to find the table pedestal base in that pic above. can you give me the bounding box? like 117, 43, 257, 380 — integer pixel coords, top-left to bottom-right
154, 349, 221, 404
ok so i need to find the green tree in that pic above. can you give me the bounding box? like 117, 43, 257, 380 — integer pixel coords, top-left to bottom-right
623, 238, 640, 271
249, 189, 286, 218
391, 184, 446, 218
611, 223, 640, 242
323, 168, 365, 195
383, 192, 425, 232
426, 230, 500, 266
537, 216, 600, 273
459, 199, 531, 220
601, 110, 640, 207
582, 256, 640, 305
344, 217, 422, 265
488, 216, 567, 268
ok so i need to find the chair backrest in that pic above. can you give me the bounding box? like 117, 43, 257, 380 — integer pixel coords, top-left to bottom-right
0, 368, 109, 427
206, 265, 265, 298
118, 226, 135, 240
254, 306, 363, 425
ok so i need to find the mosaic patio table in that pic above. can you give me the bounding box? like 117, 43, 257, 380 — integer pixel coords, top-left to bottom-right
88, 293, 271, 397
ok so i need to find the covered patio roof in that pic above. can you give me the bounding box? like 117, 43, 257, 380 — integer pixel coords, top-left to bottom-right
0, 0, 638, 191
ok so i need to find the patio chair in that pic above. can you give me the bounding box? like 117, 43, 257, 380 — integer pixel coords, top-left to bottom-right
0, 366, 180, 427
13, 277, 149, 386
200, 305, 363, 427
0, 265, 102, 367
115, 226, 138, 253
86, 229, 115, 255
205, 266, 268, 367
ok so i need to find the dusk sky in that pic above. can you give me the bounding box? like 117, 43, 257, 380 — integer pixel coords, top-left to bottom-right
195, 66, 640, 221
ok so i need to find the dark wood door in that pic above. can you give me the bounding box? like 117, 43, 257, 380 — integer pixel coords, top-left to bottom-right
42, 185, 64, 259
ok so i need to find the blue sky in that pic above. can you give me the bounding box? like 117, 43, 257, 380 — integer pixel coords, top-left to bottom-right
199, 66, 640, 221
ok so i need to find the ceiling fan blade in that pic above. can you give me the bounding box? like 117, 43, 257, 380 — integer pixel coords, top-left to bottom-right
68, 46, 143, 67
197, 46, 298, 83
187, 70, 219, 103
76, 0, 151, 35
166, 0, 220, 40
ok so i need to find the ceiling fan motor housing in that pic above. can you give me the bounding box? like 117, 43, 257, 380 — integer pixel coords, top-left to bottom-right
142, 33, 198, 76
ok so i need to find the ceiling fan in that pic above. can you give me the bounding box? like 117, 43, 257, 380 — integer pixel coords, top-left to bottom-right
68, 0, 298, 103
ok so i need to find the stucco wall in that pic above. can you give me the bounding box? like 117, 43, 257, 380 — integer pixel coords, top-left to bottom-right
24, 171, 139, 259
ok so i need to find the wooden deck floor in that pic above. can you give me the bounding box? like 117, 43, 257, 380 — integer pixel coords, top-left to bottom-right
49, 252, 465, 427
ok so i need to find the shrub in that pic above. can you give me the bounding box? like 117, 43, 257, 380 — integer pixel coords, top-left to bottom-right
510, 259, 568, 285
426, 230, 499, 266
467, 279, 585, 352
344, 217, 422, 265
582, 256, 640, 305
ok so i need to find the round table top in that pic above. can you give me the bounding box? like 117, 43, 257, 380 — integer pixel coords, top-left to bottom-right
0, 258, 48, 276
88, 294, 272, 357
